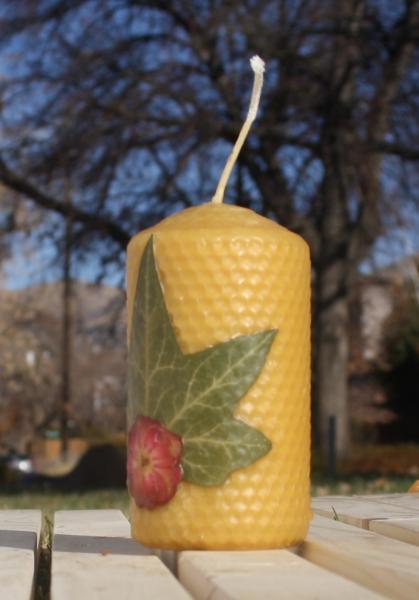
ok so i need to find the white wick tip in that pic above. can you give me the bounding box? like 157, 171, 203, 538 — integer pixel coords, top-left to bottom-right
250, 55, 265, 74
211, 54, 266, 204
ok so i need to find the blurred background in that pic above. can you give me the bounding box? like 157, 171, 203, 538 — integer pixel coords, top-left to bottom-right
1, 0, 419, 503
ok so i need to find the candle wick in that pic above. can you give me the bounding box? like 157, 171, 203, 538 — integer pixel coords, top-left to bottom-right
211, 55, 265, 205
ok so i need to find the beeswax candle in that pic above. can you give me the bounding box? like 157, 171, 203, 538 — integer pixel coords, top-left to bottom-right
126, 57, 311, 550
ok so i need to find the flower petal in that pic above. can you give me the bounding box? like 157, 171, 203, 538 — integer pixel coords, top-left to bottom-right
127, 415, 183, 509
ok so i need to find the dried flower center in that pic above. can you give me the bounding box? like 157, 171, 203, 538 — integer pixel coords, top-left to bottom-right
138, 449, 152, 474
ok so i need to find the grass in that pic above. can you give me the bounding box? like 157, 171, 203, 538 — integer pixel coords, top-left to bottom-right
0, 473, 415, 515
0, 487, 130, 516
311, 474, 414, 496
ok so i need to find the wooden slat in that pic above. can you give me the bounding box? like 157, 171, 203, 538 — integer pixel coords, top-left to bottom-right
301, 514, 419, 600
53, 509, 132, 538
312, 495, 418, 529
358, 493, 419, 512
369, 518, 419, 547
51, 510, 191, 600
0, 510, 42, 600
179, 549, 385, 599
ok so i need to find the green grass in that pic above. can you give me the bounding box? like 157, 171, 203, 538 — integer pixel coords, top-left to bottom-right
0, 474, 414, 515
311, 474, 414, 496
0, 487, 130, 516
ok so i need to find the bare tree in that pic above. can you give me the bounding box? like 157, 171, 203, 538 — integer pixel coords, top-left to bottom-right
1, 0, 419, 458
0, 281, 126, 450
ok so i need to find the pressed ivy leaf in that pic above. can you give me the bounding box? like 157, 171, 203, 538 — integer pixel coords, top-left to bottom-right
128, 236, 277, 486
127, 236, 182, 425
181, 419, 274, 485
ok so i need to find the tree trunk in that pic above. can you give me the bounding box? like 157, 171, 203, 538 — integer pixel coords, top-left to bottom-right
314, 150, 351, 461
60, 183, 73, 458
315, 265, 350, 461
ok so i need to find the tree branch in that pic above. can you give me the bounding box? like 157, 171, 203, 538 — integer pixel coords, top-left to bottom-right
0, 156, 130, 248
370, 140, 419, 161
0, 0, 87, 37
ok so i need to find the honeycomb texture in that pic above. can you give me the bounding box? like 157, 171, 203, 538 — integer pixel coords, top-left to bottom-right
127, 202, 311, 550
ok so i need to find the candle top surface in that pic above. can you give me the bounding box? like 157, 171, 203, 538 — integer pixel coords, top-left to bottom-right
131, 203, 301, 238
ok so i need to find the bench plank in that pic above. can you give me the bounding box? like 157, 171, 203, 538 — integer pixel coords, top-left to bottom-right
51, 510, 191, 599
301, 515, 419, 599
369, 518, 419, 547
358, 493, 419, 512
312, 495, 418, 529
53, 509, 132, 538
0, 510, 42, 600
178, 549, 384, 599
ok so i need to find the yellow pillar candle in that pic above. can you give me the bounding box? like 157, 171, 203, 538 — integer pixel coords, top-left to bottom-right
126, 57, 311, 550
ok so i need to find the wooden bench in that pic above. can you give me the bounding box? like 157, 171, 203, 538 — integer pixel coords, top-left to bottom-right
1, 494, 419, 599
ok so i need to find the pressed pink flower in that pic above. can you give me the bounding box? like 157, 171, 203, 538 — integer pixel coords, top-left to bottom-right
127, 415, 183, 509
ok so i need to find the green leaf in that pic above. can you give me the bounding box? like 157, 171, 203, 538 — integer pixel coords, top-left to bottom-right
128, 236, 276, 486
